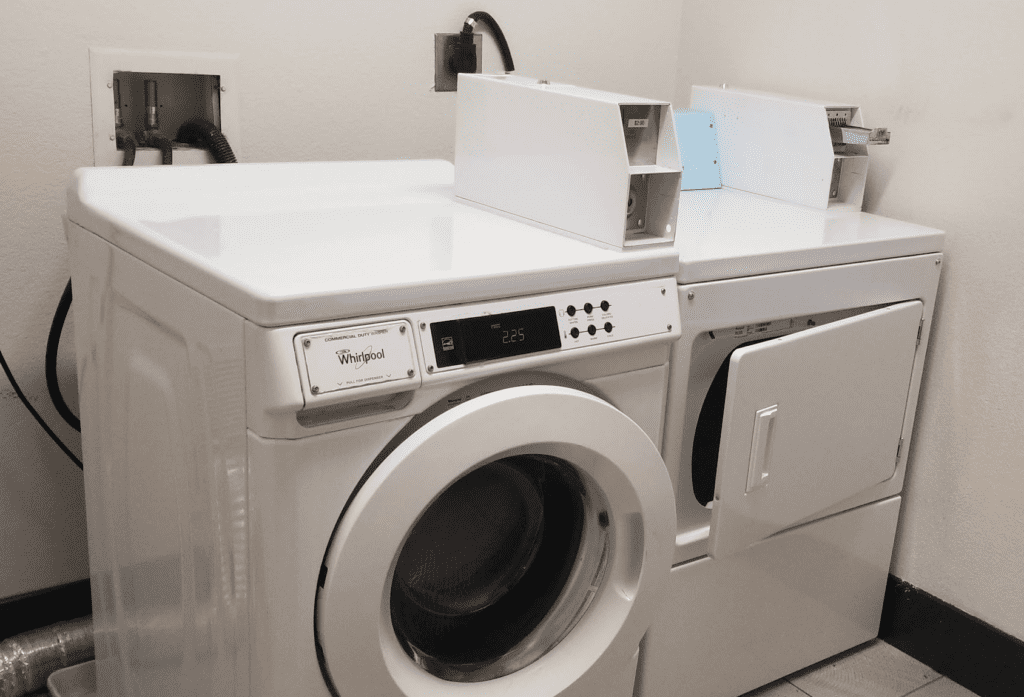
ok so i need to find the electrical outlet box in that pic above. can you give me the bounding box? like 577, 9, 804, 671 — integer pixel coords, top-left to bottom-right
89, 48, 239, 167
455, 74, 681, 250
433, 33, 482, 92
690, 85, 889, 211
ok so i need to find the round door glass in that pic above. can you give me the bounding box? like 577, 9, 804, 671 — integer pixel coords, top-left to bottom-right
389, 453, 609, 682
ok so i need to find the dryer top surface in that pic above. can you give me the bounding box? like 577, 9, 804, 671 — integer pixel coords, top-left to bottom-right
66, 160, 678, 326
674, 188, 944, 284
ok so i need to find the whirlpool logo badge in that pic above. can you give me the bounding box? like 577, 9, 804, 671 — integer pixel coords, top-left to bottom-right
336, 346, 385, 370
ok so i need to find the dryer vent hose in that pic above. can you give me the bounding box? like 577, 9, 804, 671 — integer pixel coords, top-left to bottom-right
0, 616, 93, 697
176, 119, 237, 163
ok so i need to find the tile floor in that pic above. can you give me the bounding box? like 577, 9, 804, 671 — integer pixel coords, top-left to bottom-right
740, 640, 981, 697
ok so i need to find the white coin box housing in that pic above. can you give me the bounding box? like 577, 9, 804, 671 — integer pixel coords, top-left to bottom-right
455, 74, 681, 250
690, 85, 887, 211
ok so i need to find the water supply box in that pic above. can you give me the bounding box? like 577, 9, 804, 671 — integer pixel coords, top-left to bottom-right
455, 74, 681, 250
690, 85, 890, 211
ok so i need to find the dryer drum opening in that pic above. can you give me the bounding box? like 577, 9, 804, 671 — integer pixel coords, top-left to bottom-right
692, 338, 772, 506
389, 454, 603, 682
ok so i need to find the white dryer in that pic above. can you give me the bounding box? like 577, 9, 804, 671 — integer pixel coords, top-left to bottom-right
637, 189, 944, 697
64, 160, 682, 697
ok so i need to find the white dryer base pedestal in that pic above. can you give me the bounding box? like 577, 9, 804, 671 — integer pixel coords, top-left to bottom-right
637, 497, 900, 697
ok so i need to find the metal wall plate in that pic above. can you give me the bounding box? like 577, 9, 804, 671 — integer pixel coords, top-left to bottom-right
433, 33, 482, 92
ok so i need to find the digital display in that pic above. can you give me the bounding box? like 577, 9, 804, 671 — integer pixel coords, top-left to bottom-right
431, 307, 561, 368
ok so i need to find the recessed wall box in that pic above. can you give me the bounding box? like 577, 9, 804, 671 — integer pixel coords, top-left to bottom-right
455, 74, 681, 250
89, 48, 239, 167
689, 85, 889, 211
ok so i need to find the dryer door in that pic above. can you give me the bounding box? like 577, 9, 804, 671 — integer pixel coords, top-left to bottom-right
708, 301, 922, 559
315, 384, 674, 697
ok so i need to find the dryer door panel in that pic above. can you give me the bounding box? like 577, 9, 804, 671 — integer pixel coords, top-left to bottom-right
708, 300, 922, 559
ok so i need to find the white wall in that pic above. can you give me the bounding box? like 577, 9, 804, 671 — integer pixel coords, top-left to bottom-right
0, 0, 684, 602
675, 1, 1024, 640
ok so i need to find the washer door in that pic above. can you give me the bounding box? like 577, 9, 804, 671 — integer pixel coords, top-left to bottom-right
315, 384, 674, 697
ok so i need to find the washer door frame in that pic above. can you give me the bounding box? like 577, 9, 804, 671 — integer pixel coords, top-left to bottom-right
315, 384, 674, 697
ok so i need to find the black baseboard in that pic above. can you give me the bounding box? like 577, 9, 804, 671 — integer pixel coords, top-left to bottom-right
880, 574, 1024, 697
0, 579, 92, 642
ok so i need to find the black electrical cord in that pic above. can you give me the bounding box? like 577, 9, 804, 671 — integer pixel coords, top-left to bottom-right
45, 279, 80, 432
451, 11, 515, 75
0, 346, 83, 470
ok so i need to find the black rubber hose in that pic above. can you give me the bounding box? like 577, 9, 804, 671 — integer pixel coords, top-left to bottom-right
466, 11, 515, 73
142, 131, 173, 165
116, 129, 137, 166
45, 279, 80, 432
0, 347, 83, 470
175, 119, 237, 164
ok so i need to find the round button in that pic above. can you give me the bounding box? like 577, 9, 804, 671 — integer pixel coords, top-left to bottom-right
601, 300, 610, 312
570, 327, 580, 339
584, 303, 594, 314
587, 325, 597, 336
566, 305, 576, 316
604, 322, 613, 333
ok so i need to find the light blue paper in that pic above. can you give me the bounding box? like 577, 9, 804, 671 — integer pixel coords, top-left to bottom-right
676, 110, 722, 190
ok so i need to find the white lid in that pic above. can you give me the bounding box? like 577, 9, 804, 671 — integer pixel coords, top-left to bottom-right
466, 74, 669, 106
674, 188, 944, 283
66, 160, 678, 326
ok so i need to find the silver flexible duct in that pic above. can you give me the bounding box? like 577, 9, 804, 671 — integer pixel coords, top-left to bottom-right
0, 616, 93, 697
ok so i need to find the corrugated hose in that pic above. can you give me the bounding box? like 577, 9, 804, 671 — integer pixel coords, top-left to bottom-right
0, 616, 93, 697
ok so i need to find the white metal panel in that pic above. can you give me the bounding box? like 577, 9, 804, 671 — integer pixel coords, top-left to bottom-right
66, 222, 249, 697
709, 301, 922, 559
65, 160, 678, 326
674, 188, 945, 284
638, 497, 900, 697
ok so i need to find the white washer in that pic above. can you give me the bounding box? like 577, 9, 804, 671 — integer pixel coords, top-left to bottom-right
637, 188, 945, 697
64, 160, 682, 697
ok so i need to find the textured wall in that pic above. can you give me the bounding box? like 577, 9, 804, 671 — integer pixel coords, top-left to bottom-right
674, 1, 1024, 639
0, 0, 684, 601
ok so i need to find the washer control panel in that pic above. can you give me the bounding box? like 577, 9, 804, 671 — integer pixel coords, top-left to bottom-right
420, 277, 678, 371
289, 277, 678, 408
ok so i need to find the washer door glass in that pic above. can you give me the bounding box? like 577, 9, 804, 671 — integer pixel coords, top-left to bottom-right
314, 384, 674, 696
390, 453, 601, 681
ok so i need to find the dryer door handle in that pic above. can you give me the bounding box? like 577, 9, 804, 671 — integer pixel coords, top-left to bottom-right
746, 404, 777, 492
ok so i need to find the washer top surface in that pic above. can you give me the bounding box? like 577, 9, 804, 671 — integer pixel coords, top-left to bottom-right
66, 160, 678, 327
674, 188, 944, 284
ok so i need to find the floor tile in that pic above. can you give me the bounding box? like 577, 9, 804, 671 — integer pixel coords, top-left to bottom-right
907, 678, 983, 697
787, 639, 940, 697
739, 679, 810, 697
